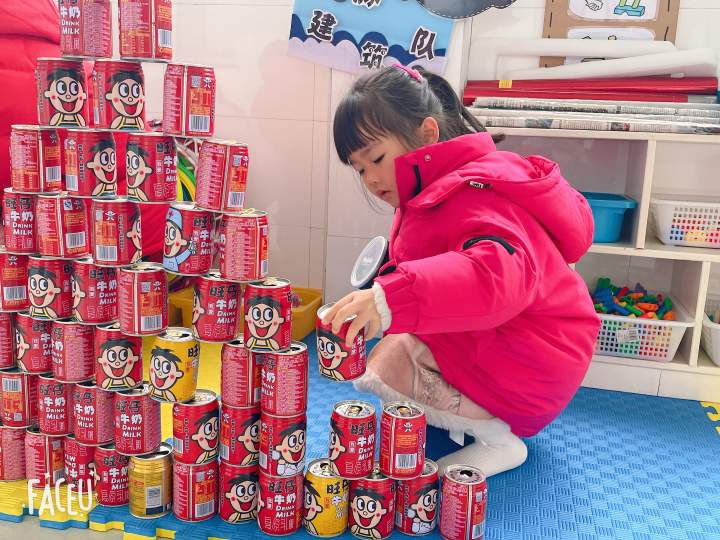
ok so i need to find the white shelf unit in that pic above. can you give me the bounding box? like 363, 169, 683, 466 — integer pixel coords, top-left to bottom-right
492, 127, 720, 402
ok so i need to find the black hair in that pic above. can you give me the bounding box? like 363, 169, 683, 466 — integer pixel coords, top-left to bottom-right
317, 327, 343, 346
352, 486, 384, 503
330, 417, 344, 438
151, 346, 182, 366
280, 420, 306, 438
109, 71, 143, 86
333, 65, 501, 166
414, 482, 437, 497
247, 295, 281, 311
90, 139, 115, 154
305, 481, 320, 499
129, 204, 140, 223
127, 142, 150, 159
47, 68, 82, 82
195, 409, 217, 427
28, 267, 57, 280
229, 472, 259, 486
242, 412, 261, 428
100, 338, 137, 352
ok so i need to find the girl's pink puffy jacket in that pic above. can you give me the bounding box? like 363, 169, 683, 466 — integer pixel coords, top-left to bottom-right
374, 132, 601, 437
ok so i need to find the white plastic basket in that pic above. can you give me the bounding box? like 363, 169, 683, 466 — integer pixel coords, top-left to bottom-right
701, 294, 720, 367
651, 198, 720, 248
595, 301, 693, 362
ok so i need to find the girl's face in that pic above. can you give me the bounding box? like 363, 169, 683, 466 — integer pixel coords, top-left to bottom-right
349, 135, 408, 208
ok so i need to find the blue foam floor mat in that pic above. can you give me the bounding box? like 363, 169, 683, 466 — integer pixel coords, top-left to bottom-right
88, 336, 720, 539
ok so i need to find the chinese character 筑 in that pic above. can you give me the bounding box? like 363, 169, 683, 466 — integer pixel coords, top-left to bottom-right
360, 41, 388, 70
410, 27, 437, 61
307, 9, 337, 42
352, 0, 383, 8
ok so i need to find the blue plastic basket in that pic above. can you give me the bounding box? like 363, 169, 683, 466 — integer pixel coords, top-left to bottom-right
582, 192, 638, 243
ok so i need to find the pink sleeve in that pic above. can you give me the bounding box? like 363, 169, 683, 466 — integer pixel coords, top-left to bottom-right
375, 233, 539, 335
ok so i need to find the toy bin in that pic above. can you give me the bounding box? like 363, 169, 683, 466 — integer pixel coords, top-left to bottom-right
651, 197, 720, 248
701, 294, 720, 367
594, 301, 693, 362
582, 192, 637, 243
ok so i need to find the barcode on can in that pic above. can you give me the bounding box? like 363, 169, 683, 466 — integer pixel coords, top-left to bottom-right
65, 175, 78, 191
146, 486, 162, 508
46, 166, 61, 182
158, 29, 172, 48
258, 452, 267, 469
195, 500, 215, 518
254, 387, 261, 403
66, 232, 86, 249
261, 260, 268, 277
96, 245, 118, 262
189, 115, 210, 133
395, 454, 417, 470
472, 521, 485, 539
141, 315, 163, 332
173, 437, 183, 454
220, 444, 229, 461
395, 511, 403, 527
3, 286, 26, 301
227, 192, 244, 208
2, 379, 21, 393
53, 469, 66, 483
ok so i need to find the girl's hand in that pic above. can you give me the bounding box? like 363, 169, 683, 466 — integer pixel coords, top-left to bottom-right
321, 290, 381, 347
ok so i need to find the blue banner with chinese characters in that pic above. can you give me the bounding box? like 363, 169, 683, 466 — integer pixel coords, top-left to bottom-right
288, 0, 455, 74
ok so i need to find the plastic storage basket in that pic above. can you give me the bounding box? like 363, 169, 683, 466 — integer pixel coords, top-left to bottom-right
595, 301, 693, 362
651, 197, 720, 248
701, 294, 720, 367
582, 192, 637, 243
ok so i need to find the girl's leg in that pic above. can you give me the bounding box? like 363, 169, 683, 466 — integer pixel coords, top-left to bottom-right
355, 333, 528, 477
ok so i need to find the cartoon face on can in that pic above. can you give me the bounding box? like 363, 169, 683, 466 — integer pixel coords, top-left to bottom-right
316, 303, 367, 382
220, 405, 260, 466
221, 466, 259, 523
86, 138, 117, 197
105, 69, 145, 130
96, 337, 141, 391
28, 260, 71, 320
163, 206, 191, 268
125, 143, 152, 201
38, 59, 88, 127
350, 484, 394, 539
259, 414, 306, 478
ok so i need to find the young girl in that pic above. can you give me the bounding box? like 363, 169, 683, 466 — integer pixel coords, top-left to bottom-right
321, 65, 601, 477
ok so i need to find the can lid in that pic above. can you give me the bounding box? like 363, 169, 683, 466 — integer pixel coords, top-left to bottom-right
125, 262, 164, 273
225, 337, 245, 348
365, 462, 387, 480
317, 302, 357, 323
267, 341, 307, 356
308, 458, 339, 478
334, 400, 375, 418
66, 128, 115, 134
169, 62, 215, 70
128, 131, 173, 139
160, 327, 194, 342
350, 236, 388, 289
170, 201, 205, 212
223, 208, 266, 218
249, 277, 289, 289
177, 389, 217, 406
93, 58, 143, 68
36, 57, 82, 63
384, 401, 424, 418
97, 321, 121, 331
444, 464, 485, 484
119, 382, 152, 396
202, 270, 225, 282
204, 138, 248, 148
422, 459, 439, 477
10, 124, 56, 131
132, 442, 173, 461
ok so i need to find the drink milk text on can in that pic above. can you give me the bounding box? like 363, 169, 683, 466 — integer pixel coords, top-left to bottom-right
219, 462, 258, 523
173, 460, 218, 521
14, 312, 52, 373
379, 401, 426, 480
128, 442, 172, 518
261, 342, 309, 417
193, 272, 240, 342
25, 426, 65, 488
220, 338, 261, 407
348, 464, 396, 540
94, 443, 130, 506
0, 426, 27, 480
64, 129, 117, 198
71, 258, 118, 324
3, 189, 37, 254
1, 368, 39, 427
0, 249, 29, 312
163, 203, 214, 275
149, 327, 199, 403
259, 412, 306, 478
59, 0, 112, 59
0, 313, 14, 369
64, 434, 96, 491
94, 322, 142, 391
118, 0, 173, 61
36, 194, 89, 258
316, 303, 367, 382
10, 125, 62, 194
36, 58, 89, 128
219, 404, 260, 466
27, 257, 73, 320
439, 465, 488, 540
172, 389, 219, 464
243, 277, 291, 352
37, 375, 72, 436
395, 459, 439, 536
329, 400, 376, 480
72, 381, 114, 445
51, 320, 94, 382
92, 199, 142, 266
258, 471, 304, 536
195, 140, 249, 212
218, 210, 269, 283
304, 458, 350, 537
117, 263, 167, 336
92, 60, 146, 130
114, 383, 161, 455
163, 64, 215, 137
126, 132, 177, 203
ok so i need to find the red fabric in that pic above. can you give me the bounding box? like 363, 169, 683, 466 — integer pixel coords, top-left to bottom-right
374, 133, 601, 437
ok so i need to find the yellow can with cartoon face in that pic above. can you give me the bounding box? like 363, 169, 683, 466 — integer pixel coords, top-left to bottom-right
304, 458, 350, 537
149, 327, 199, 403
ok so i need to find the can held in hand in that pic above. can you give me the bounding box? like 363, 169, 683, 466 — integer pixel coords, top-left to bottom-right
25, 427, 65, 488
149, 327, 199, 403
439, 465, 488, 540
0, 369, 39, 427
92, 60, 146, 131
219, 404, 259, 466
3, 189, 36, 254
59, 0, 112, 59
395, 459, 439, 536
218, 210, 269, 283
261, 342, 308, 417
0, 249, 29, 312
64, 129, 117, 198
118, 0, 173, 62
163, 203, 214, 275
162, 64, 215, 137
193, 272, 240, 342
304, 458, 350, 537
173, 460, 218, 521
28, 256, 73, 320
220, 338, 261, 407
51, 320, 94, 382
0, 313, 14, 369
36, 58, 89, 128
258, 471, 304, 536
10, 125, 62, 194
91, 198, 142, 266
316, 303, 366, 382
14, 312, 52, 373
37, 375, 72, 436
128, 442, 172, 518
0, 426, 27, 480
329, 401, 376, 480
64, 434, 96, 491
36, 194, 89, 258
349, 464, 396, 540
94, 443, 130, 506
71, 258, 117, 324
243, 277, 291, 352
219, 462, 258, 523
117, 263, 167, 335
195, 140, 249, 212
126, 132, 177, 203
114, 383, 161, 455
72, 381, 114, 445
259, 412, 306, 478
379, 402, 426, 480
172, 389, 219, 464
94, 322, 142, 391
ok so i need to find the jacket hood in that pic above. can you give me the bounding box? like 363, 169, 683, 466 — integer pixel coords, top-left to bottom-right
395, 133, 594, 263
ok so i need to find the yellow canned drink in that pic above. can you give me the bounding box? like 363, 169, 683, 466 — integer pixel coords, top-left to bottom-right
304, 458, 350, 537
128, 442, 173, 518
149, 327, 200, 403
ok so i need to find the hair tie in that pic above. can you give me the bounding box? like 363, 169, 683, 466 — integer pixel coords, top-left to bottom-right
394, 63, 422, 83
